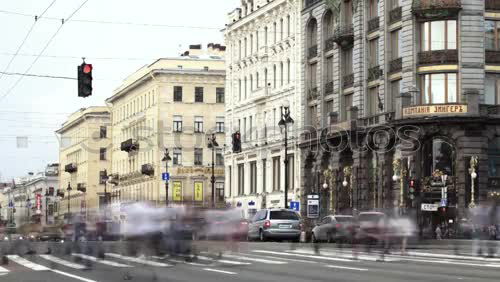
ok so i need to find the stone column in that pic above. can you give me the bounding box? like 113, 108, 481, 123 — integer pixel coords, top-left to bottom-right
395, 92, 412, 119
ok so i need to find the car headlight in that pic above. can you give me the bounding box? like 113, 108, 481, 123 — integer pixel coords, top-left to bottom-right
30, 235, 35, 239
3, 237, 8, 241
19, 236, 24, 240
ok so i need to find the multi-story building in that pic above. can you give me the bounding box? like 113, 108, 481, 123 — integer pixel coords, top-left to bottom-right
105, 44, 226, 218
300, 0, 500, 234
56, 107, 111, 223
224, 0, 303, 218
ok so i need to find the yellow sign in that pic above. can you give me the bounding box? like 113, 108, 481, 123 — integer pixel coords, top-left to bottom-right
173, 181, 182, 202
403, 104, 468, 117
176, 167, 224, 175
194, 182, 203, 202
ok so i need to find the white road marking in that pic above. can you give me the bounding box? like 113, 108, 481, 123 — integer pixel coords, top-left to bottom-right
325, 265, 369, 271
7, 255, 49, 271
39, 255, 86, 270
407, 251, 500, 262
202, 268, 237, 275
238, 253, 315, 264
293, 249, 399, 262
398, 256, 500, 268
50, 269, 98, 282
105, 253, 171, 267
0, 266, 9, 273
222, 254, 288, 264
72, 253, 131, 267
167, 258, 205, 266
7, 255, 97, 282
197, 255, 251, 265
253, 250, 352, 262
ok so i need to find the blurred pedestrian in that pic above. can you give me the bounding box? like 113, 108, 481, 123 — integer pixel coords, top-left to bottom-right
435, 225, 442, 240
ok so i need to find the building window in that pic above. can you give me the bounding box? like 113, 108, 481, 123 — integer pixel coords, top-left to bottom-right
368, 86, 380, 116
173, 115, 183, 132
216, 87, 225, 103
344, 94, 353, 120
485, 20, 500, 50
194, 116, 204, 133
287, 59, 291, 84
238, 79, 242, 101
309, 62, 318, 90
389, 79, 402, 111
174, 86, 183, 102
216, 149, 224, 166
264, 26, 268, 46
273, 22, 277, 43
216, 182, 225, 202
280, 62, 284, 86
368, 38, 379, 67
369, 0, 379, 19
216, 116, 225, 133
488, 138, 500, 177
287, 155, 294, 191
195, 87, 204, 102
99, 148, 107, 161
325, 100, 334, 124
325, 56, 333, 83
485, 73, 500, 105
262, 159, 267, 193
99, 170, 107, 184
342, 48, 353, 74
273, 65, 277, 88
250, 161, 257, 194
194, 148, 203, 166
423, 138, 455, 176
173, 148, 182, 165
238, 163, 245, 195
100, 126, 107, 138
421, 73, 458, 104
421, 20, 457, 51
391, 29, 402, 60
273, 157, 281, 191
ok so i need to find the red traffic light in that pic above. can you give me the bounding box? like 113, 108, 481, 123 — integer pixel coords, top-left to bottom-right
83, 64, 92, 74
410, 180, 415, 187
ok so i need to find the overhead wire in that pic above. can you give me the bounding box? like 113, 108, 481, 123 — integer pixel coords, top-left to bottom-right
0, 0, 90, 103
0, 0, 57, 82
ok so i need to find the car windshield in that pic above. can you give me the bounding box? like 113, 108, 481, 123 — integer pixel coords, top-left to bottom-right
270, 211, 299, 220
359, 214, 384, 222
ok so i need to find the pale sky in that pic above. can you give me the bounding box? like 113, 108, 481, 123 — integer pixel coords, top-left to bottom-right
0, 0, 239, 180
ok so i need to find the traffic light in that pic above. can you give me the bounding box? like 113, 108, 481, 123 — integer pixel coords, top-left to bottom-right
232, 131, 241, 153
409, 179, 416, 201
78, 62, 93, 97
48, 187, 54, 196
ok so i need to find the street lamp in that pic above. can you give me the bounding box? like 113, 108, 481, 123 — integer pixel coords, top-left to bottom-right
469, 156, 478, 208
162, 148, 171, 207
278, 100, 294, 209
343, 166, 352, 209
44, 190, 50, 225
208, 134, 219, 208
26, 197, 31, 224
66, 182, 72, 223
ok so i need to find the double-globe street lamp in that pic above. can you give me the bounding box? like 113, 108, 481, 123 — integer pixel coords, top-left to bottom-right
162, 148, 171, 207
278, 100, 294, 209
66, 182, 72, 223
208, 134, 219, 208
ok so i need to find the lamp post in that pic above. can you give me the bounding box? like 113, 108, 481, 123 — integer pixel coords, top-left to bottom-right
343, 166, 352, 209
162, 148, 171, 207
66, 182, 72, 223
208, 134, 219, 208
278, 100, 294, 209
469, 156, 478, 208
44, 190, 50, 225
26, 197, 31, 224
392, 159, 407, 214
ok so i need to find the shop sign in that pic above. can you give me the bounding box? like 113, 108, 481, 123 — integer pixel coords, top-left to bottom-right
421, 203, 438, 211
194, 182, 203, 202
173, 181, 182, 201
403, 104, 467, 117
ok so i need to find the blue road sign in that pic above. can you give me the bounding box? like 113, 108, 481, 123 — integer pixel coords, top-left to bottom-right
162, 172, 170, 181
8, 201, 13, 208
290, 201, 300, 211
248, 201, 255, 206
440, 199, 447, 207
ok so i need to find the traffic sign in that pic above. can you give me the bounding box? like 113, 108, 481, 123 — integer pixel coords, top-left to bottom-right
290, 201, 300, 211
421, 203, 438, 211
440, 199, 447, 207
162, 172, 170, 181
307, 194, 319, 218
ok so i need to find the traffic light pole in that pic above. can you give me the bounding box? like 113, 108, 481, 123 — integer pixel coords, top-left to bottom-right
165, 158, 169, 207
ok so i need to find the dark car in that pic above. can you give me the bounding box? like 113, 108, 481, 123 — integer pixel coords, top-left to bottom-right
39, 226, 64, 242
356, 211, 387, 243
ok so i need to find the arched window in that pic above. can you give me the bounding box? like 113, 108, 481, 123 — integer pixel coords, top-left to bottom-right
287, 59, 291, 84
264, 68, 268, 87
424, 138, 455, 176
323, 10, 334, 40
287, 15, 291, 37
280, 18, 284, 41
250, 74, 254, 92
273, 65, 277, 88
307, 18, 318, 48
256, 72, 260, 88
280, 62, 284, 86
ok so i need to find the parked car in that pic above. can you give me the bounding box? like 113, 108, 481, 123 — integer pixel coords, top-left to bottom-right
38, 226, 64, 242
311, 215, 354, 243
356, 211, 387, 243
248, 209, 302, 242
201, 209, 248, 240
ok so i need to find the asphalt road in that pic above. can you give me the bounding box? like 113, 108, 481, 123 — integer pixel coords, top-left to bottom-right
0, 241, 499, 282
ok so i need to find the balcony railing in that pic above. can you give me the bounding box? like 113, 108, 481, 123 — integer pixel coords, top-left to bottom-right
325, 37, 335, 52
486, 0, 500, 11
486, 50, 500, 65
367, 65, 383, 82
141, 164, 154, 176
412, 0, 462, 20
343, 73, 354, 89
418, 49, 458, 65
367, 17, 380, 34
64, 163, 77, 173
332, 24, 354, 50
480, 104, 500, 116
389, 7, 403, 24
325, 81, 334, 95
308, 45, 318, 59
359, 112, 395, 127
120, 138, 139, 152
389, 57, 403, 73
308, 87, 319, 100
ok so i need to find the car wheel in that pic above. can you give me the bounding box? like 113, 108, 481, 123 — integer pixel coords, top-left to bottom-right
259, 230, 266, 242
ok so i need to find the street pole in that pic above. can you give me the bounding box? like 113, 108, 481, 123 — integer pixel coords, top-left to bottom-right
45, 193, 48, 225
67, 182, 72, 223
163, 149, 171, 207
278, 103, 293, 210
208, 134, 218, 208
26, 198, 30, 224
284, 121, 289, 209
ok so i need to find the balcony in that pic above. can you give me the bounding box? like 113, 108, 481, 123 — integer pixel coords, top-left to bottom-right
325, 81, 334, 95
305, 0, 322, 9
480, 104, 500, 117
486, 0, 500, 11
486, 50, 500, 65
325, 37, 335, 53
389, 7, 403, 25
64, 163, 77, 174
367, 17, 380, 34
141, 164, 154, 176
332, 24, 354, 50
251, 87, 269, 103
359, 112, 395, 127
308, 87, 319, 100
120, 138, 139, 152
308, 45, 318, 59
418, 49, 458, 65
389, 57, 403, 73
412, 0, 462, 20
342, 73, 354, 89
367, 65, 383, 82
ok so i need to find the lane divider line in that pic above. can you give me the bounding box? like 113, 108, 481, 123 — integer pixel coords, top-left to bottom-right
104, 253, 172, 267
325, 265, 369, 271
202, 268, 237, 275
71, 253, 131, 268
39, 255, 86, 270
